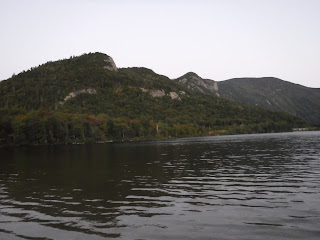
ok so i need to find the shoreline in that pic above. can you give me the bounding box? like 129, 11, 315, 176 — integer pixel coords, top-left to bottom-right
1, 129, 319, 149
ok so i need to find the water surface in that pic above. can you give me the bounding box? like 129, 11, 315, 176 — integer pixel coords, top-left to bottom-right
1, 132, 320, 239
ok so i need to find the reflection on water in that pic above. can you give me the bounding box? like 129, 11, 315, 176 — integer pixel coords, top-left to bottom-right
0, 132, 320, 239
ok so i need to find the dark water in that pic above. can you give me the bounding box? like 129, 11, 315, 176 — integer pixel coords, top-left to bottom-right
0, 132, 320, 240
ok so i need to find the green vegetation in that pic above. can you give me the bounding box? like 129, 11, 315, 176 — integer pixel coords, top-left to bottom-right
0, 53, 306, 146
217, 77, 320, 125
175, 72, 320, 126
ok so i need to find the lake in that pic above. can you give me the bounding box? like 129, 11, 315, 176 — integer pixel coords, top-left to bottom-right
0, 132, 320, 240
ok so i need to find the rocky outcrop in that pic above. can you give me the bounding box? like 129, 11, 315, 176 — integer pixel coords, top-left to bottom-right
150, 89, 166, 98
141, 88, 182, 100
61, 88, 97, 104
169, 92, 181, 100
175, 72, 219, 96
103, 56, 117, 71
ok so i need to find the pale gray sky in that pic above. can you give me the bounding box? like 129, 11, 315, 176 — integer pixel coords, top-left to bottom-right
1, 0, 320, 88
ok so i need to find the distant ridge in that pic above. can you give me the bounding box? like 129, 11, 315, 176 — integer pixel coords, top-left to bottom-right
175, 73, 320, 125
217, 77, 320, 125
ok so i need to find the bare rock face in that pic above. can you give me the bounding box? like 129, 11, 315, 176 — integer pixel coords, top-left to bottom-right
140, 88, 148, 93
140, 88, 183, 100
103, 56, 117, 71
141, 88, 183, 100
150, 89, 166, 97
169, 92, 181, 100
180, 75, 218, 93
61, 88, 97, 104
176, 72, 219, 95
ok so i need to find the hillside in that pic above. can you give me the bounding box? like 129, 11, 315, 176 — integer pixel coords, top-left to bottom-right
218, 78, 320, 125
0, 53, 306, 145
174, 73, 320, 125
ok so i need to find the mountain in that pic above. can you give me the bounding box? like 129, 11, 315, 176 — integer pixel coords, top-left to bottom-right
0, 53, 306, 146
174, 74, 320, 125
175, 72, 219, 96
218, 78, 320, 125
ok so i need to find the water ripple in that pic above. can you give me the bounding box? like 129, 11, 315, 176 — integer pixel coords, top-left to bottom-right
0, 131, 320, 239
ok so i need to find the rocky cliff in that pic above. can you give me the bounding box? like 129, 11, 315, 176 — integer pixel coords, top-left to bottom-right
174, 72, 219, 96
103, 56, 117, 71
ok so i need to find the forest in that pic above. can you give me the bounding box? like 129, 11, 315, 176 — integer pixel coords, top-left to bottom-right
0, 53, 306, 146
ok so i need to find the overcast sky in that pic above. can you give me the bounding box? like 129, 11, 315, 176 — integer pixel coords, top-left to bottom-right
1, 0, 320, 88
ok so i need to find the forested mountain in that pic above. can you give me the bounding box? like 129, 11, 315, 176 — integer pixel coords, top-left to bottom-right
218, 78, 320, 125
174, 73, 320, 125
0, 53, 306, 146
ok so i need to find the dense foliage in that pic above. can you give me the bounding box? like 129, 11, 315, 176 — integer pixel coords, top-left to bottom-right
0, 53, 306, 146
